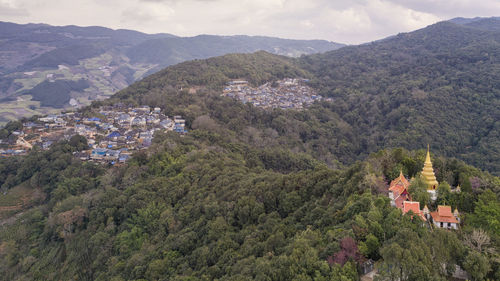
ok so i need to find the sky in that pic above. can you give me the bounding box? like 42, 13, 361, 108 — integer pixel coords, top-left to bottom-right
1, 0, 500, 44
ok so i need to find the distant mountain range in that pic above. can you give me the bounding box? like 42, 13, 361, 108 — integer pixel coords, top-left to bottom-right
0, 21, 344, 123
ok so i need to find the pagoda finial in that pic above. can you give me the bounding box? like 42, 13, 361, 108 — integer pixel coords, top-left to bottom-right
425, 144, 431, 164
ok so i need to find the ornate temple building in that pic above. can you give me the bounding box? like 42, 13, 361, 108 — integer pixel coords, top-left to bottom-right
386, 145, 460, 229
422, 145, 439, 201
425, 205, 460, 230
388, 170, 411, 208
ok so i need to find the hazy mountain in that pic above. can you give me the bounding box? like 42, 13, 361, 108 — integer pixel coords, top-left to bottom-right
449, 16, 500, 31
0, 21, 344, 123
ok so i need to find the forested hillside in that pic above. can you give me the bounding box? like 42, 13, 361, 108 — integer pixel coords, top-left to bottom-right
0, 18, 500, 280
0, 128, 499, 280
298, 20, 500, 174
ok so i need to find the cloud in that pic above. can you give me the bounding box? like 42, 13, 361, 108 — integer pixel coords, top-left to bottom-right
2, 0, 500, 44
0, 0, 29, 17
385, 0, 500, 18
121, 1, 175, 23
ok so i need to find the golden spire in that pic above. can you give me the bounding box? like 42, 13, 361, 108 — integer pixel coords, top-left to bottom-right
422, 144, 439, 190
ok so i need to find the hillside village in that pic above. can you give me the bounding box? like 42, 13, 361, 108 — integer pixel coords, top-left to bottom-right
0, 105, 186, 164
222, 78, 330, 109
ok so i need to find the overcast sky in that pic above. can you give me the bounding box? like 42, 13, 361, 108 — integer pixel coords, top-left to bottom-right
2, 0, 500, 44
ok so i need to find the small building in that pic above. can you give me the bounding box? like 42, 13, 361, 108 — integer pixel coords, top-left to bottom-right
84, 117, 101, 124
107, 131, 121, 140
430, 205, 459, 230
160, 119, 173, 129
105, 150, 120, 160
91, 148, 108, 160
119, 153, 131, 163
402, 201, 427, 221
74, 151, 90, 161
131, 117, 146, 127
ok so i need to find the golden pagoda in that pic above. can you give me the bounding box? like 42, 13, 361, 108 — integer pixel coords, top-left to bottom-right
422, 144, 439, 190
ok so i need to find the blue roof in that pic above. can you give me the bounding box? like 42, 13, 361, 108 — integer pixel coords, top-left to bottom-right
92, 148, 107, 155
107, 131, 121, 138
88, 117, 101, 121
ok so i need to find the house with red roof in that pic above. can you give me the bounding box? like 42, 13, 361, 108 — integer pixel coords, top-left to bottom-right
402, 201, 427, 221
429, 206, 460, 230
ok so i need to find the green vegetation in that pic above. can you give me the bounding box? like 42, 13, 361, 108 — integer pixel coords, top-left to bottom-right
0, 129, 498, 280
1, 18, 500, 280
27, 79, 90, 107
22, 44, 106, 68
299, 21, 500, 174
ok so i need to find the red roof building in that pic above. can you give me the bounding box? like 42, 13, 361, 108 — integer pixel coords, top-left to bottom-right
388, 170, 412, 209
402, 201, 427, 221
430, 205, 459, 230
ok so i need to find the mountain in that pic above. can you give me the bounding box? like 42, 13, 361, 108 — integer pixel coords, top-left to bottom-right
297, 20, 500, 174
0, 19, 499, 280
0, 22, 344, 124
449, 16, 500, 31
107, 19, 500, 175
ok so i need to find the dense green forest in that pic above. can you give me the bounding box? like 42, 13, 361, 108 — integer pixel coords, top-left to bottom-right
28, 79, 90, 107
299, 21, 500, 174
1, 18, 500, 280
0, 129, 499, 280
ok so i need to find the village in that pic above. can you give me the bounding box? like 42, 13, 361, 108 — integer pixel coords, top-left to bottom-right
0, 105, 187, 164
222, 78, 330, 109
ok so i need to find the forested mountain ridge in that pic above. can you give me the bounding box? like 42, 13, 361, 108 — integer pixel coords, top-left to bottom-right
298, 19, 500, 174
0, 21, 343, 124
0, 17, 499, 280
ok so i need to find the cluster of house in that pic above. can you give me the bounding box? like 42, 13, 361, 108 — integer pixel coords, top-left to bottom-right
0, 105, 187, 164
221, 78, 330, 109
388, 146, 460, 230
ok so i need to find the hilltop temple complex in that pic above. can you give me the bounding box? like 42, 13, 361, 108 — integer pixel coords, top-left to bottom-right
387, 145, 460, 230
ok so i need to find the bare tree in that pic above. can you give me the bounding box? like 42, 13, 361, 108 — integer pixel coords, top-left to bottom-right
463, 229, 496, 255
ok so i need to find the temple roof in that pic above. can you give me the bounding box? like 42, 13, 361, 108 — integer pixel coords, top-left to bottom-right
430, 205, 458, 224
389, 170, 410, 189
403, 201, 426, 221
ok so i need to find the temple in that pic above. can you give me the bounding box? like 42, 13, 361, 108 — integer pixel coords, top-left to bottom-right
385, 145, 460, 230
388, 170, 411, 208
427, 205, 459, 230
422, 144, 439, 201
